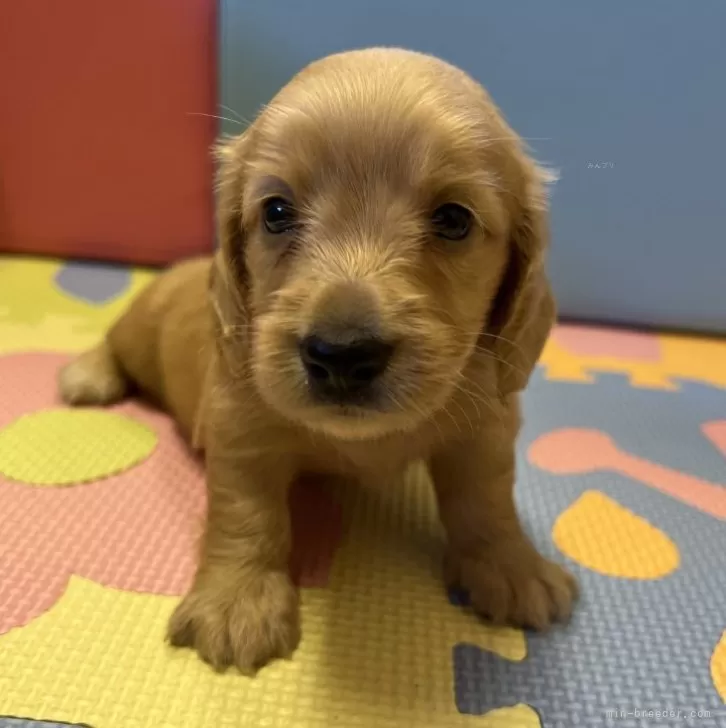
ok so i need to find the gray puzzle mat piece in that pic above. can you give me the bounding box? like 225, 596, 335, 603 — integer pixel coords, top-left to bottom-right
453, 371, 726, 726
523, 372, 726, 481
54, 260, 131, 304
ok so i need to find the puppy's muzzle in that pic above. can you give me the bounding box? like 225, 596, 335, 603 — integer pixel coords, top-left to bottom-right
300, 335, 393, 404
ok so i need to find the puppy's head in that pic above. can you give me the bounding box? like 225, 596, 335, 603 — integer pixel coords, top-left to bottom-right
215, 48, 554, 440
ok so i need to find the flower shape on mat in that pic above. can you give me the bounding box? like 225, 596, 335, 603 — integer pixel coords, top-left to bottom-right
0, 352, 343, 635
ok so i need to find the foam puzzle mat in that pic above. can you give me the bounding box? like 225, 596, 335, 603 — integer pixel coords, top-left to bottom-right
1, 255, 724, 728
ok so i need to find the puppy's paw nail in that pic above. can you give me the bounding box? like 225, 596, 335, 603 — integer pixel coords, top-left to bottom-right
451, 546, 578, 631
167, 571, 301, 673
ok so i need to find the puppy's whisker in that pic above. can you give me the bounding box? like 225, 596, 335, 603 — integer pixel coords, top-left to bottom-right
471, 345, 529, 381
476, 330, 521, 347
452, 384, 493, 424
186, 112, 244, 126
217, 104, 248, 123
398, 389, 446, 444
434, 313, 527, 359
218, 323, 257, 336
477, 331, 527, 356
448, 380, 483, 423
483, 136, 552, 143
451, 373, 502, 423
444, 396, 476, 438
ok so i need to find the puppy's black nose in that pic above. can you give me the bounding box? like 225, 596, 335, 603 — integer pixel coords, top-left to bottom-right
300, 335, 393, 397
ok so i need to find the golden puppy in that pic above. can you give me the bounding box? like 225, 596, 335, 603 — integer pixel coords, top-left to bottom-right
59, 47, 576, 673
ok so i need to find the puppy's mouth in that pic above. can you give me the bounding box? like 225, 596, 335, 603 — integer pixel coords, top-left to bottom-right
298, 334, 394, 410
253, 309, 465, 439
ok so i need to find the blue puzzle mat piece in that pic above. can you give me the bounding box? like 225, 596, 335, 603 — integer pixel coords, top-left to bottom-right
54, 261, 131, 304
453, 372, 726, 726
523, 372, 726, 482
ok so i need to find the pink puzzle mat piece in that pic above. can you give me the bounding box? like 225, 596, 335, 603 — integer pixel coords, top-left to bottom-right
552, 324, 662, 361
529, 426, 726, 520
0, 353, 344, 634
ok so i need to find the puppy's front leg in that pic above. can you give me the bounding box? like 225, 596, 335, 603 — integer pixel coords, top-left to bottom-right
431, 419, 577, 630
168, 451, 300, 672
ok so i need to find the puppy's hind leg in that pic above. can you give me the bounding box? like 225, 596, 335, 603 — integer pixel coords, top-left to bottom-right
58, 339, 129, 407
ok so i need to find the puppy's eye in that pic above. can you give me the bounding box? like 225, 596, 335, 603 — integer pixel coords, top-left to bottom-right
431, 203, 473, 241
262, 197, 297, 234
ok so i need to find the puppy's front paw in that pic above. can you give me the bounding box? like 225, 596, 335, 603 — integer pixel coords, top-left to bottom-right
58, 344, 127, 406
447, 542, 578, 631
168, 570, 300, 673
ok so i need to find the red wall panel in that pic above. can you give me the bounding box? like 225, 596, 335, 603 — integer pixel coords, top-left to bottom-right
0, 0, 218, 265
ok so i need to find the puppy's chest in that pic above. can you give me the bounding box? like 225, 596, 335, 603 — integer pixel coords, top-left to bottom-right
301, 432, 434, 484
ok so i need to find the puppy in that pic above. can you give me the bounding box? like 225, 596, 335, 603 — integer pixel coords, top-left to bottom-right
59, 47, 576, 673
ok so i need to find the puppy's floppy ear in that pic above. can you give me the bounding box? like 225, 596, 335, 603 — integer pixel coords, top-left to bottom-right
214, 133, 249, 280
487, 163, 557, 395
209, 133, 250, 334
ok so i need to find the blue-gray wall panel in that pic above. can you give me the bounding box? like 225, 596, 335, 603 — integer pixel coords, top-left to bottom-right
220, 0, 726, 333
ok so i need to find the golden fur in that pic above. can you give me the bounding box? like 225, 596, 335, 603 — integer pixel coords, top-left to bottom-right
59, 48, 576, 673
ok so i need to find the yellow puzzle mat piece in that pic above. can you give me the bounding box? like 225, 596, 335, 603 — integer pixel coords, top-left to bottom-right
0, 579, 535, 728
0, 470, 529, 728
0, 256, 154, 354
541, 330, 726, 390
